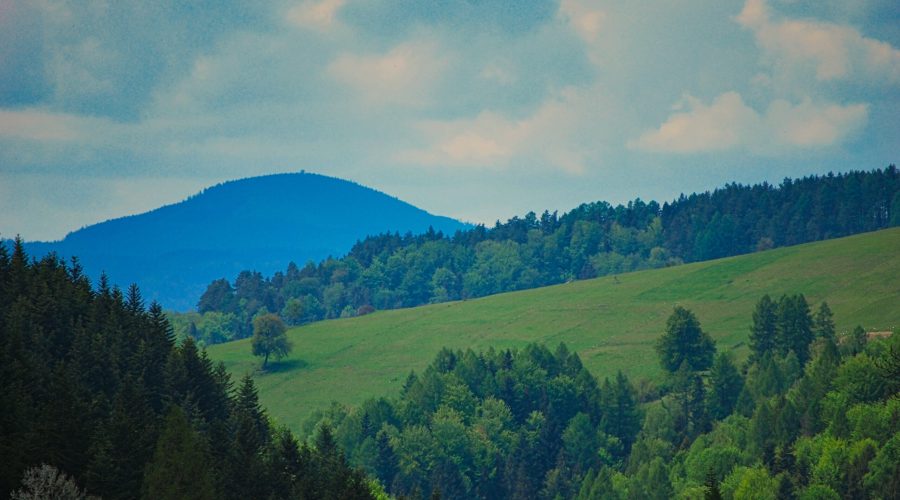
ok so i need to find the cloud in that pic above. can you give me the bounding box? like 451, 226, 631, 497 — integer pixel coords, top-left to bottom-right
737, 0, 900, 84
339, 0, 556, 42
285, 0, 346, 30
556, 0, 608, 67
559, 0, 606, 44
396, 85, 621, 174
0, 108, 100, 141
630, 91, 868, 153
327, 41, 449, 107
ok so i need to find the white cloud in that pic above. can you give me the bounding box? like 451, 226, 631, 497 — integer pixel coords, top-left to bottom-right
630, 91, 867, 153
559, 0, 606, 44
0, 108, 97, 141
285, 0, 346, 31
396, 85, 622, 174
766, 98, 869, 147
737, 0, 900, 84
557, 0, 607, 64
328, 41, 449, 107
630, 93, 758, 153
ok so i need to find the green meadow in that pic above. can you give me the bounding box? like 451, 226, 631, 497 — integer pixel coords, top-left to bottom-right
208, 228, 900, 433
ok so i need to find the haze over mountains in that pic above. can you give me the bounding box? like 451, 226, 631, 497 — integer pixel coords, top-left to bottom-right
18, 173, 469, 310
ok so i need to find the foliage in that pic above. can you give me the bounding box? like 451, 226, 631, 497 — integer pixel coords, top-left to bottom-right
301, 342, 639, 499
0, 241, 371, 499
656, 306, 716, 372
206, 227, 900, 430
11, 464, 97, 500
251, 313, 291, 368
706, 353, 744, 420
193, 167, 900, 343
142, 407, 215, 500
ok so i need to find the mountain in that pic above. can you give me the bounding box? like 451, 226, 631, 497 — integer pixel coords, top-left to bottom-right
20, 172, 469, 310
207, 227, 900, 431
191, 167, 899, 335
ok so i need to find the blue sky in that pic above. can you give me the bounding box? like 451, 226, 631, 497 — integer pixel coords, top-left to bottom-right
1, 0, 898, 240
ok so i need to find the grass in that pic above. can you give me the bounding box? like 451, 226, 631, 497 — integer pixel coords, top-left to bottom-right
208, 228, 900, 433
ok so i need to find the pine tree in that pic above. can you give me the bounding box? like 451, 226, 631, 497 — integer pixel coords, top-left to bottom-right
749, 295, 778, 362
704, 468, 723, 500
142, 407, 215, 500
776, 295, 814, 365
845, 325, 867, 356
225, 375, 270, 500
374, 429, 398, 488
600, 371, 641, 454
655, 306, 716, 373
706, 353, 743, 420
813, 302, 835, 341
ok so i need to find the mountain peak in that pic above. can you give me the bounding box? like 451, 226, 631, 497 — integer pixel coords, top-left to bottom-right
23, 173, 469, 310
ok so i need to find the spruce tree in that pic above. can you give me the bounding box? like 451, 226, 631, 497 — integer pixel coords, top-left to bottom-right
600, 371, 641, 454
706, 353, 743, 420
374, 429, 398, 487
749, 295, 778, 362
655, 306, 716, 372
813, 302, 835, 341
776, 295, 814, 365
846, 325, 867, 356
142, 407, 215, 500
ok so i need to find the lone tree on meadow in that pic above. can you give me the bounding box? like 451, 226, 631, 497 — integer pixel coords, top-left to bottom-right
656, 306, 716, 373
251, 313, 291, 369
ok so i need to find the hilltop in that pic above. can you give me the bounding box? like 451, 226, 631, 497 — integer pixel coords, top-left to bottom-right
19, 173, 469, 310
208, 227, 900, 432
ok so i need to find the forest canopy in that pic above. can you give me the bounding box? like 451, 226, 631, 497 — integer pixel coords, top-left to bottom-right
184, 167, 900, 345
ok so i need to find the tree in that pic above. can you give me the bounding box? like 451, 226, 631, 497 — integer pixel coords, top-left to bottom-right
750, 295, 778, 361
704, 468, 723, 500
845, 325, 867, 356
11, 464, 97, 500
706, 353, 744, 420
142, 407, 215, 500
251, 313, 291, 369
656, 306, 716, 373
600, 371, 641, 454
813, 302, 835, 341
776, 295, 814, 365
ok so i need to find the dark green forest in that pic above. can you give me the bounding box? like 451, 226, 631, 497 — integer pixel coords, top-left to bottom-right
303, 297, 900, 499
2, 236, 899, 499
0, 239, 376, 499
185, 167, 900, 345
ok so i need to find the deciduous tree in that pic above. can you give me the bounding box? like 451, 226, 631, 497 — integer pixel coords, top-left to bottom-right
251, 313, 291, 369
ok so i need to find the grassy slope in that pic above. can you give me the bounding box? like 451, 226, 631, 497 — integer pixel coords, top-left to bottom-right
208, 228, 900, 433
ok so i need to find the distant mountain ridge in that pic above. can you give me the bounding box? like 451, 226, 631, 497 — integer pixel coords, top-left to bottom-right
18, 172, 470, 310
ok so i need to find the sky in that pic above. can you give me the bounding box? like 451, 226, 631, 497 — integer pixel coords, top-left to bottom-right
1, 0, 898, 241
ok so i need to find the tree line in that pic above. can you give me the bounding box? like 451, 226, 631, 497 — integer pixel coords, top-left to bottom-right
183, 166, 900, 345
0, 239, 376, 499
302, 295, 899, 499
3, 232, 898, 498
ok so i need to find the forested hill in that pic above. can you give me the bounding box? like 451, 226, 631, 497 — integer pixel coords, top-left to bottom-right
15, 172, 469, 310
0, 240, 376, 498
191, 167, 899, 344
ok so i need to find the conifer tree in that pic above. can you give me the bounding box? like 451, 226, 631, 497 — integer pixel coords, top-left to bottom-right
600, 371, 641, 454
845, 325, 867, 356
813, 302, 835, 341
749, 295, 778, 362
142, 407, 215, 500
656, 306, 716, 373
704, 468, 723, 500
374, 429, 398, 487
706, 353, 743, 420
776, 295, 814, 365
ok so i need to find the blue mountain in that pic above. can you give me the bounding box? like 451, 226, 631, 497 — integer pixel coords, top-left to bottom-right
20, 172, 469, 310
